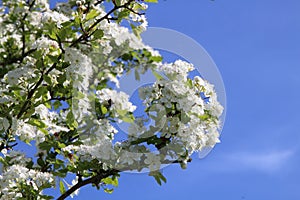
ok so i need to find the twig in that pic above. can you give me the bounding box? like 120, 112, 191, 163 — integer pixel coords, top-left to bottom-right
57, 170, 118, 200
69, 0, 136, 47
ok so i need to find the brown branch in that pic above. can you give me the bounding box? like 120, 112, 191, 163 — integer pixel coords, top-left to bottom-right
21, 24, 26, 57
56, 34, 65, 54
80, 21, 88, 36
57, 170, 117, 200
125, 6, 145, 16
21, 0, 36, 58
56, 154, 191, 200
56, 156, 191, 200
94, 0, 105, 6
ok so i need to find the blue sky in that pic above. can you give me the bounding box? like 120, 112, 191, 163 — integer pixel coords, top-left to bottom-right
49, 0, 300, 199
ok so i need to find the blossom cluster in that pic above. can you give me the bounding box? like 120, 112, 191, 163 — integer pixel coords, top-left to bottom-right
132, 60, 223, 165
0, 164, 54, 200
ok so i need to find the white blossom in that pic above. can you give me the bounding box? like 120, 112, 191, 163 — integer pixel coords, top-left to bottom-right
42, 11, 69, 28
3, 65, 36, 86
32, 36, 59, 56
14, 120, 37, 142
35, 104, 70, 135
144, 153, 161, 172
0, 165, 55, 199
96, 88, 136, 116
0, 117, 9, 131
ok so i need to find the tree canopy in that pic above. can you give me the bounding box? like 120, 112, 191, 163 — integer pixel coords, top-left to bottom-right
0, 0, 223, 199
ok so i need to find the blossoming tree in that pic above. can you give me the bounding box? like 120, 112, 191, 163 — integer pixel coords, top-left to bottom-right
0, 0, 223, 199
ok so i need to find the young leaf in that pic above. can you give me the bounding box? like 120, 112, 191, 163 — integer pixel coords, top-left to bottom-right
144, 0, 158, 3
85, 9, 99, 21
104, 188, 114, 194
152, 70, 165, 81
149, 171, 167, 186
59, 181, 66, 194
93, 29, 104, 39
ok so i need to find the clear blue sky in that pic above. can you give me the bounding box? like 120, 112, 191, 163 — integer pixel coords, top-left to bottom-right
51, 0, 300, 199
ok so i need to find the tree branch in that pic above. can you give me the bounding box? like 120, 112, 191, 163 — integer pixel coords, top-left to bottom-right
57, 170, 118, 200
56, 155, 191, 200
56, 156, 191, 200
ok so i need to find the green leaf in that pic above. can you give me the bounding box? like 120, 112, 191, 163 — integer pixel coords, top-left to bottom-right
121, 53, 132, 61
154, 175, 162, 185
149, 171, 167, 186
74, 15, 81, 25
150, 56, 163, 62
58, 142, 66, 149
59, 181, 66, 194
43, 74, 52, 85
39, 142, 52, 151
199, 114, 210, 120
93, 29, 104, 39
144, 0, 158, 3
120, 114, 135, 123
37, 158, 45, 167
53, 100, 62, 110
102, 177, 118, 187
100, 105, 108, 114
48, 55, 59, 63
159, 173, 167, 183
8, 86, 22, 91
28, 119, 46, 129
60, 21, 72, 28
116, 109, 127, 116
130, 23, 143, 37
85, 9, 99, 21
115, 0, 121, 6
104, 188, 114, 194
186, 78, 193, 88
152, 70, 164, 81
34, 87, 48, 99
180, 162, 187, 169
40, 195, 54, 200
66, 111, 78, 129
117, 10, 130, 23
134, 69, 140, 81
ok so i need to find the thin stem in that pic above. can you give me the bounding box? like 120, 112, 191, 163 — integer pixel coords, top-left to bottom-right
16, 54, 61, 119
70, 0, 136, 47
